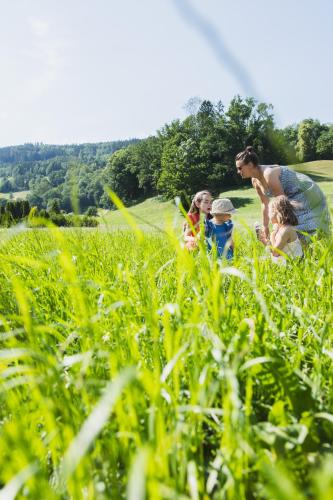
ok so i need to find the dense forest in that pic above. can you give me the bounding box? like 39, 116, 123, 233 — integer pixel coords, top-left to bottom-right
0, 140, 139, 211
0, 96, 332, 212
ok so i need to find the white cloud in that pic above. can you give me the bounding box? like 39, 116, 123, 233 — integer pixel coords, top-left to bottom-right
20, 16, 68, 98
28, 16, 49, 38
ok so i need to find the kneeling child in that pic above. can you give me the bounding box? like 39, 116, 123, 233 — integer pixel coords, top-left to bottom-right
205, 198, 236, 260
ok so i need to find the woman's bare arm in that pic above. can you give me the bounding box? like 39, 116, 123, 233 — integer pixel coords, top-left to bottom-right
252, 179, 270, 238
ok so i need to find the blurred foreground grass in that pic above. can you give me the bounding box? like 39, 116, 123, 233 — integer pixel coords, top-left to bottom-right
0, 223, 333, 498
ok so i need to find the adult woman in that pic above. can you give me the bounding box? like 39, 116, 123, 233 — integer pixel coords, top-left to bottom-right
235, 146, 331, 239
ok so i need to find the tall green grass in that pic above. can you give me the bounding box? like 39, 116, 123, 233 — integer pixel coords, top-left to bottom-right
0, 222, 333, 499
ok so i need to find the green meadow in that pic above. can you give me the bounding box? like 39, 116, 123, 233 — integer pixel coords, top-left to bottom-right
0, 161, 333, 498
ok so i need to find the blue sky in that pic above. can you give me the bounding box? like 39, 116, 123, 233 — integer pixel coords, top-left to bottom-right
0, 0, 332, 146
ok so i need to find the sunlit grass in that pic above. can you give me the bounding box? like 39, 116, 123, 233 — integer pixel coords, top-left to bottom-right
0, 221, 333, 498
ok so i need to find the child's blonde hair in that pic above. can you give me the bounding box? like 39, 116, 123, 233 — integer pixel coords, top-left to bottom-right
269, 196, 298, 226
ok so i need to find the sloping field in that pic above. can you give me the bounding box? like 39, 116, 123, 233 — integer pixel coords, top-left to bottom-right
292, 160, 333, 180
0, 190, 30, 201
99, 197, 184, 231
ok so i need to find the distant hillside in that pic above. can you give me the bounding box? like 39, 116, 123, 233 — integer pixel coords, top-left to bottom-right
0, 140, 140, 166
0, 140, 140, 211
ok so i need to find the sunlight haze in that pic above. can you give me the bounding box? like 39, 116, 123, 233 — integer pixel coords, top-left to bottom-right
0, 0, 331, 146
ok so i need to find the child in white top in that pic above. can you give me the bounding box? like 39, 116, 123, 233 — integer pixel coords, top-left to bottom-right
258, 196, 303, 262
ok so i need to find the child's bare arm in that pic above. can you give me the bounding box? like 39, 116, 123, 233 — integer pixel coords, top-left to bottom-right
184, 224, 193, 240
184, 219, 198, 240
270, 225, 279, 246
258, 229, 270, 246
270, 227, 289, 256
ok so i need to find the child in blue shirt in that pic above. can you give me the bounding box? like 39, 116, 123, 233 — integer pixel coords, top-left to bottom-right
205, 198, 236, 260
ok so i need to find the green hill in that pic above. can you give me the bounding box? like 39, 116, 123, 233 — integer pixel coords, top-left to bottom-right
291, 160, 333, 179
101, 160, 333, 230
99, 197, 183, 231
290, 160, 333, 211
0, 140, 140, 210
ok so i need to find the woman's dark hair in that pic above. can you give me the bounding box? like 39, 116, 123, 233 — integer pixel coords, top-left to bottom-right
270, 196, 298, 226
235, 146, 259, 167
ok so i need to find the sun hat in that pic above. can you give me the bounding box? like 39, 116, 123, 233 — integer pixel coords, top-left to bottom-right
211, 198, 237, 215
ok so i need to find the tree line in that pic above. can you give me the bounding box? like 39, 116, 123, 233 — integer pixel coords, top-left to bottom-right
0, 139, 139, 210
0, 198, 98, 227
0, 96, 332, 211
104, 96, 332, 203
